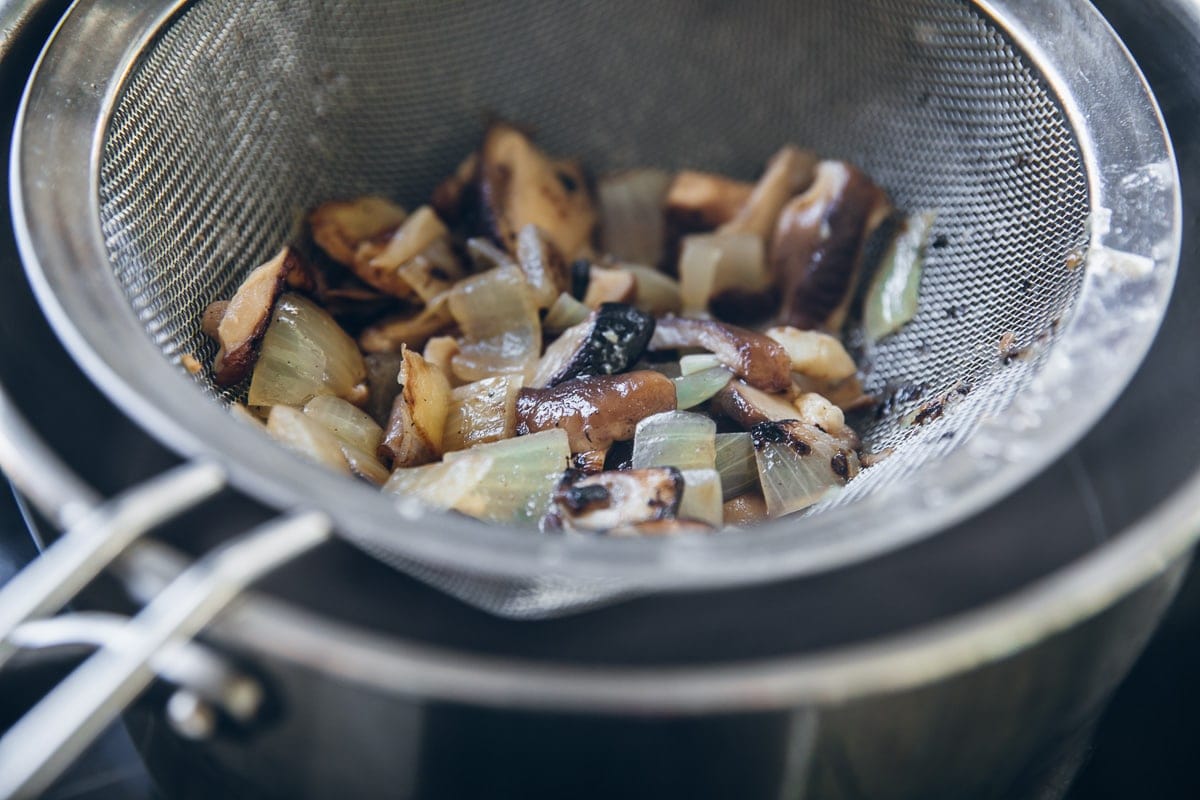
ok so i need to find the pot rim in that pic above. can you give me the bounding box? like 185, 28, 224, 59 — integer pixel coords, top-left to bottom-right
1, 0, 1197, 712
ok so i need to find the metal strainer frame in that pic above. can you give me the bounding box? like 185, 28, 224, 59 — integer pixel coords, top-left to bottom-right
9, 0, 1180, 600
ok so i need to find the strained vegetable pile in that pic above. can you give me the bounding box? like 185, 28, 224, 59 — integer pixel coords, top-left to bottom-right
202, 121, 934, 534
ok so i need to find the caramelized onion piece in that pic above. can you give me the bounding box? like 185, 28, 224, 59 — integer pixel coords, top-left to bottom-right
649, 317, 791, 392
516, 370, 677, 452
354, 206, 461, 300
773, 161, 890, 331
358, 300, 454, 354
719, 146, 817, 242
379, 349, 451, 468
516, 224, 570, 308
309, 196, 407, 266
582, 267, 637, 308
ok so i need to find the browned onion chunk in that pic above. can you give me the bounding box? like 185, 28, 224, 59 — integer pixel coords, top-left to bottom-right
718, 145, 817, 241
773, 161, 890, 331
516, 370, 677, 452
649, 317, 792, 393
309, 196, 407, 267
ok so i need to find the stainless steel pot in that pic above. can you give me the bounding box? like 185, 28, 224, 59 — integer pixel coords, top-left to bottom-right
1, 1, 1198, 798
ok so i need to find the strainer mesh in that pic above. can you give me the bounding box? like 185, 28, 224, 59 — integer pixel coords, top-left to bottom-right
97, 0, 1087, 557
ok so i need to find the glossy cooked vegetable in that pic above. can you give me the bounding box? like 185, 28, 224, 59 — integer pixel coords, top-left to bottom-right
203, 121, 933, 535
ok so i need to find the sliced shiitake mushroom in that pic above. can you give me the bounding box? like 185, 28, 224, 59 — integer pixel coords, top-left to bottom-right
648, 317, 792, 392
212, 246, 309, 387
309, 196, 408, 267
773, 161, 891, 331
710, 380, 800, 429
516, 370, 677, 452
664, 171, 755, 236
476, 121, 597, 259
431, 152, 479, 222
530, 303, 656, 389
543, 467, 684, 533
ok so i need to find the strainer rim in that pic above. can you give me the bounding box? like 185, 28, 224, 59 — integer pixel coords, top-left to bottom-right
9, 0, 1181, 591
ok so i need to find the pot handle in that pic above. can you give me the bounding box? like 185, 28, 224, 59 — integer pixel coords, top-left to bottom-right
0, 511, 330, 800
0, 383, 333, 798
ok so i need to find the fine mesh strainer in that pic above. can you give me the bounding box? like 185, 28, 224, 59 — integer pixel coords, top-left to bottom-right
8, 0, 1181, 620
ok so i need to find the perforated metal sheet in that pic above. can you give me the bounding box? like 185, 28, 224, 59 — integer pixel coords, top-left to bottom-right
96, 0, 1090, 613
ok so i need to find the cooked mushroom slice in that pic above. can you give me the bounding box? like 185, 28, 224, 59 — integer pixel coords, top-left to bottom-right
648, 317, 792, 392
477, 121, 597, 258
516, 224, 570, 308
764, 326, 858, 383
582, 266, 637, 308
379, 348, 451, 468
213, 247, 306, 387
773, 160, 891, 331
358, 297, 455, 354
718, 146, 817, 242
664, 171, 755, 236
431, 151, 479, 222
751, 420, 861, 518
516, 370, 677, 452
352, 206, 462, 300
530, 303, 656, 389
710, 380, 801, 429
309, 196, 407, 266
544, 468, 684, 533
